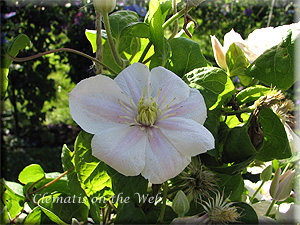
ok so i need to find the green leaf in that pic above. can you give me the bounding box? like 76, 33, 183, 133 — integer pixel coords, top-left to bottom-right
217, 173, 244, 201
222, 127, 257, 163
38, 193, 89, 224
1, 34, 31, 69
106, 166, 149, 223
74, 131, 112, 197
235, 85, 270, 104
109, 11, 139, 41
203, 109, 221, 159
166, 37, 207, 77
1, 179, 25, 221
115, 202, 149, 224
232, 202, 258, 224
85, 29, 97, 53
245, 30, 299, 90
102, 11, 140, 73
184, 67, 235, 109
24, 206, 53, 224
148, 0, 170, 68
256, 108, 291, 161
122, 22, 150, 38
1, 34, 30, 99
106, 166, 148, 206
61, 145, 86, 198
226, 43, 252, 86
18, 164, 45, 184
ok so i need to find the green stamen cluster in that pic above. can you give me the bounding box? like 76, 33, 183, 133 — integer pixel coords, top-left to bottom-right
137, 97, 159, 127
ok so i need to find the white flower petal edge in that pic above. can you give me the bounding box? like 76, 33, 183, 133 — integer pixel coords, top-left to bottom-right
158, 117, 215, 157
150, 66, 190, 106
170, 88, 207, 124
69, 75, 130, 134
141, 128, 191, 184
91, 125, 147, 176
114, 63, 150, 105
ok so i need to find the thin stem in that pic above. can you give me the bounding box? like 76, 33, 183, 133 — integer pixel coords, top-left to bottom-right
129, 37, 140, 62
267, 0, 276, 27
162, 8, 186, 30
265, 199, 277, 217
221, 106, 255, 116
168, 0, 179, 41
102, 12, 124, 68
138, 41, 152, 63
28, 167, 74, 195
95, 12, 103, 74
250, 181, 265, 204
157, 182, 168, 223
26, 177, 45, 204
9, 48, 118, 75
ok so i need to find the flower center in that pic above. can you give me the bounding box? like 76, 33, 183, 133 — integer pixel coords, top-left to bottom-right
137, 96, 159, 127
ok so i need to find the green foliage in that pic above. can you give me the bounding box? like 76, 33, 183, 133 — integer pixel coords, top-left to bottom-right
166, 37, 207, 77
246, 29, 299, 90
0, 34, 30, 99
256, 109, 291, 161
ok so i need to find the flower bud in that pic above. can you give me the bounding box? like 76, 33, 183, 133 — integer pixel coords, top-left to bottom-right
211, 35, 227, 70
260, 165, 272, 182
172, 190, 190, 217
270, 167, 295, 201
93, 0, 116, 14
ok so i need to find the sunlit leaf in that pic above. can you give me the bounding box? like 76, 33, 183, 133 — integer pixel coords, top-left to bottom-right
245, 30, 299, 90
18, 164, 45, 185
166, 37, 207, 77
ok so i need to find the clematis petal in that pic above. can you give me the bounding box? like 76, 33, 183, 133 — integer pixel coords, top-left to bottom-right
91, 125, 147, 176
223, 29, 245, 52
141, 128, 191, 184
168, 89, 207, 125
158, 117, 215, 156
150, 66, 190, 106
69, 75, 133, 134
114, 63, 150, 105
211, 35, 227, 70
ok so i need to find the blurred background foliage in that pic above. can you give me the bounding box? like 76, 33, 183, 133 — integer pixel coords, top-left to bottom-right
0, 0, 295, 181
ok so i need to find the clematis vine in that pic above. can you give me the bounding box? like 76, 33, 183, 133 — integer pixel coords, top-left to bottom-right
69, 63, 215, 184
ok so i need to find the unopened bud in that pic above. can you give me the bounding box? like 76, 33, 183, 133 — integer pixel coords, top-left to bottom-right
270, 167, 295, 201
94, 0, 116, 14
260, 165, 272, 182
172, 190, 190, 217
211, 35, 227, 70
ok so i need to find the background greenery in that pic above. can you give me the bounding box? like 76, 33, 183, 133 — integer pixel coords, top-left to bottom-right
0, 0, 295, 181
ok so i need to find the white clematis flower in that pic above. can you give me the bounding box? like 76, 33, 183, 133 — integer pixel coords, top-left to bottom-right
211, 23, 300, 64
69, 63, 215, 184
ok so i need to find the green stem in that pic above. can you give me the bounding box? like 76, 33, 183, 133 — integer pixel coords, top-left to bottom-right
250, 181, 265, 204
129, 37, 140, 62
138, 41, 152, 63
28, 167, 74, 195
168, 0, 179, 41
138, 6, 193, 64
265, 199, 277, 217
162, 8, 186, 30
102, 12, 124, 68
95, 11, 103, 74
157, 182, 168, 223
221, 105, 255, 116
9, 48, 118, 75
